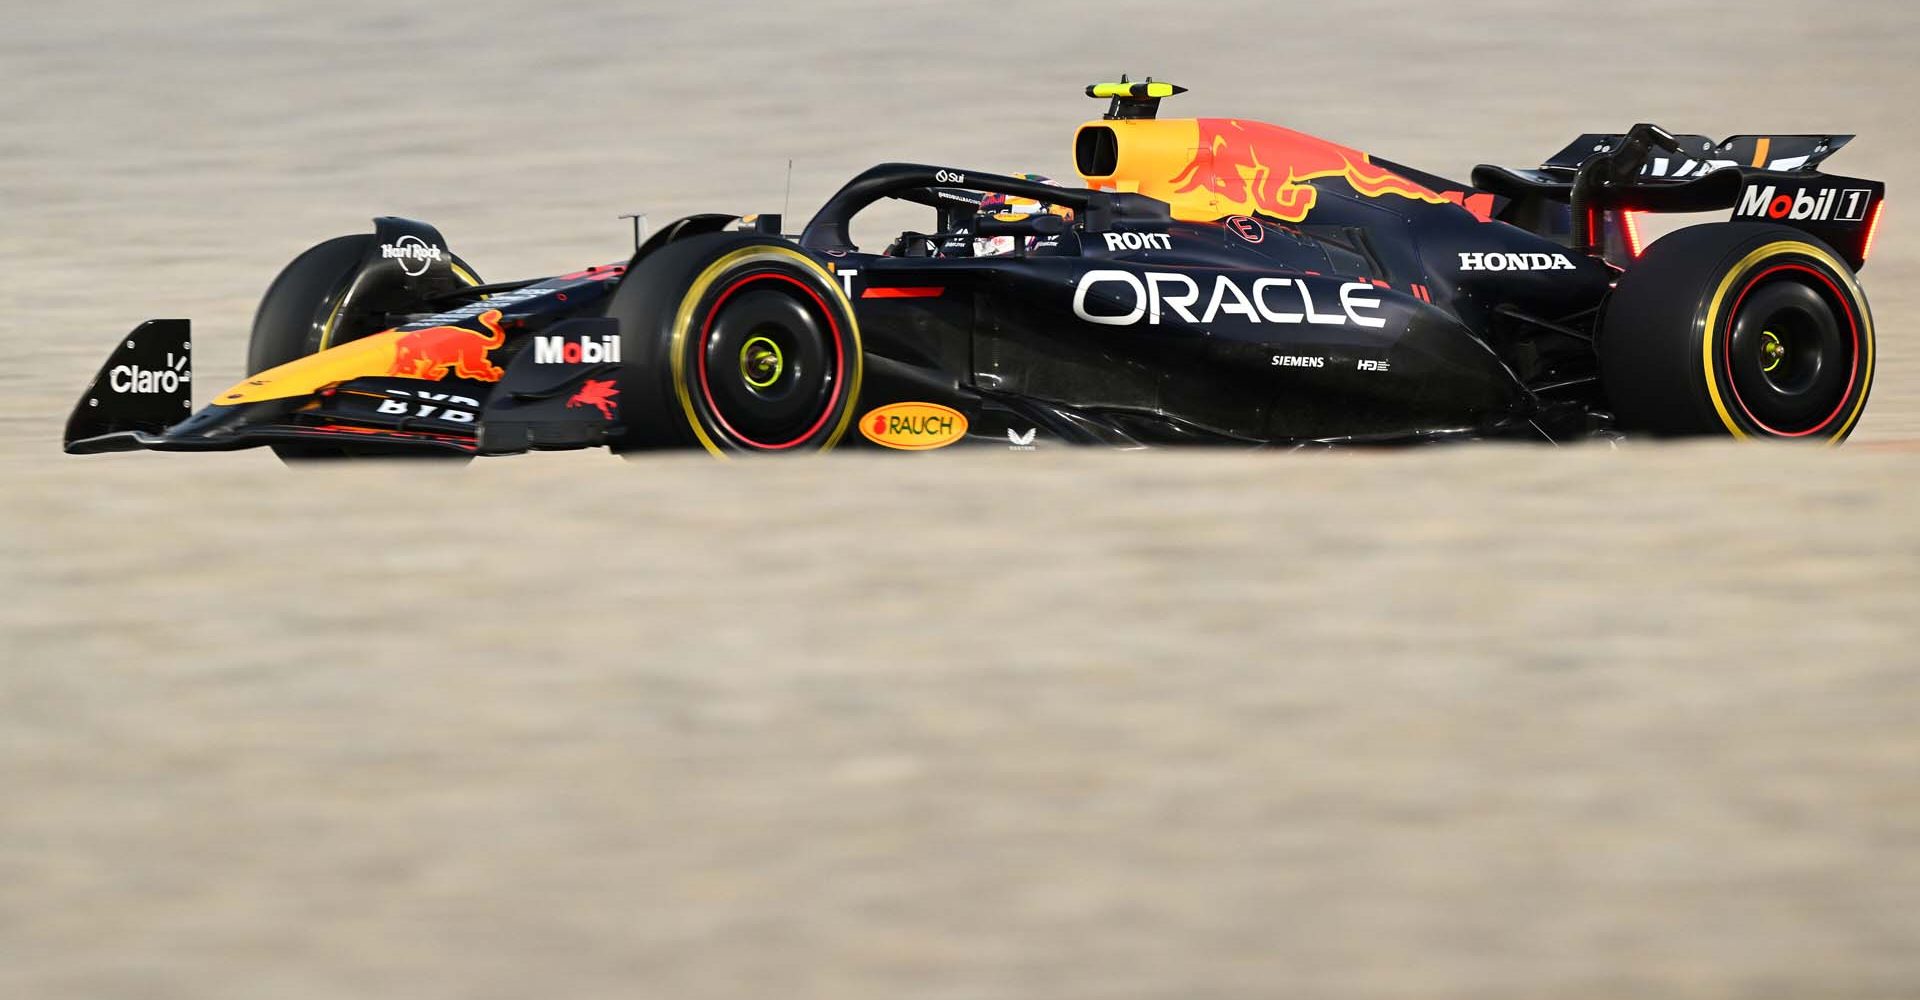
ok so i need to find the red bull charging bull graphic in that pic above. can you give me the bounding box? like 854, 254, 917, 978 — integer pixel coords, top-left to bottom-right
1076, 115, 1452, 223
387, 308, 508, 382
1169, 118, 1448, 222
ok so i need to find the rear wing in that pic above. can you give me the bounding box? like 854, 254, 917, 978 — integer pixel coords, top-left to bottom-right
1474, 130, 1885, 270
1543, 133, 1852, 175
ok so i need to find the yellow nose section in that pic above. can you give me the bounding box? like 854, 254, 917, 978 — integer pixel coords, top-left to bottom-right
214, 331, 413, 405
214, 310, 511, 406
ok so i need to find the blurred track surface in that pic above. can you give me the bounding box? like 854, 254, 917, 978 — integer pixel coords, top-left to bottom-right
4, 3, 1919, 997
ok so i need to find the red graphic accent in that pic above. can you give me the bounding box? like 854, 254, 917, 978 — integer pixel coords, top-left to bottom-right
1171, 118, 1447, 223
557, 265, 628, 282
871, 412, 887, 435
567, 378, 621, 420
1863, 200, 1884, 263
1225, 215, 1264, 243
388, 309, 508, 382
307, 424, 478, 449
1768, 195, 1794, 219
1441, 190, 1498, 223
862, 286, 945, 299
1622, 210, 1646, 258
1724, 264, 1859, 437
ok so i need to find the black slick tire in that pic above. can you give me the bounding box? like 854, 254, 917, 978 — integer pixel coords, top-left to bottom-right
1598, 222, 1874, 441
608, 234, 863, 457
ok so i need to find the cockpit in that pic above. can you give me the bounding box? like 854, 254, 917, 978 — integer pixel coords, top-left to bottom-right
796, 163, 1171, 259
885, 175, 1081, 258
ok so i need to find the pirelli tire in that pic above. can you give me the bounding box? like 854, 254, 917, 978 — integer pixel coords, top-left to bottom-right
608, 234, 863, 457
1598, 223, 1874, 442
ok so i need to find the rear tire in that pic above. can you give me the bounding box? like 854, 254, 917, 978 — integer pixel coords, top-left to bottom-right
1598, 223, 1874, 441
608, 235, 863, 457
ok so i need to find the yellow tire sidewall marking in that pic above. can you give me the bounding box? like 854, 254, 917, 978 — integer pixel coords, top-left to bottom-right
1699, 240, 1874, 444
668, 245, 863, 459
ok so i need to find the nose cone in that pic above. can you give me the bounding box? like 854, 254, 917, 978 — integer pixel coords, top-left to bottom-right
215, 331, 409, 405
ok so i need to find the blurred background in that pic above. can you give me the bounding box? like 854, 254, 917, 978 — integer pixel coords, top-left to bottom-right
4, 2, 1919, 997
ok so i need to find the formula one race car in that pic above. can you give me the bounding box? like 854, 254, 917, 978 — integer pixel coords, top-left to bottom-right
65, 79, 1885, 460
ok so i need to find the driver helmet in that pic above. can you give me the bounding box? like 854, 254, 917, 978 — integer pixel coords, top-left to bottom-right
974, 174, 1075, 256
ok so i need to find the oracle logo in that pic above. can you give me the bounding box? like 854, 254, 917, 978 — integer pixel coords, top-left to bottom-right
1072, 271, 1387, 329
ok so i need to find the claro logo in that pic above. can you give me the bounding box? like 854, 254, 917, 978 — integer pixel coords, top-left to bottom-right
1072, 271, 1387, 328
110, 353, 190, 394
859, 402, 968, 451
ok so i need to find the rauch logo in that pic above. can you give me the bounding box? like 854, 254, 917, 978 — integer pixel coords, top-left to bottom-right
859, 402, 968, 451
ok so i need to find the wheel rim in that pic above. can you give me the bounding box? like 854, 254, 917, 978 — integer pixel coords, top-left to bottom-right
1724, 263, 1859, 437
694, 270, 846, 449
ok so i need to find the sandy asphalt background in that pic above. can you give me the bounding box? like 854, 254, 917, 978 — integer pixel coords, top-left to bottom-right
4, 2, 1920, 998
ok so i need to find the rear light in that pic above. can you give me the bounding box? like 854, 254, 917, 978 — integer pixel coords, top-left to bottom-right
1863, 200, 1884, 264
1622, 210, 1645, 259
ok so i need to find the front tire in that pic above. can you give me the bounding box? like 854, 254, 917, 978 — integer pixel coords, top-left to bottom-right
1598, 223, 1874, 442
249, 235, 376, 375
608, 235, 863, 456
249, 233, 481, 462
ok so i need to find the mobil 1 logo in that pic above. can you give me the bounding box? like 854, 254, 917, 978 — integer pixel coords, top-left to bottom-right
531, 319, 623, 366
1736, 184, 1874, 223
533, 332, 622, 365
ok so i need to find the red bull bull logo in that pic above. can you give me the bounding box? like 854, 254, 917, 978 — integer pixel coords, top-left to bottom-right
388, 309, 508, 382
1167, 118, 1448, 223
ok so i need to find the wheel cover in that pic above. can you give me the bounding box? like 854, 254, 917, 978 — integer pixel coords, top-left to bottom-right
1700, 241, 1873, 442
696, 271, 842, 448
1723, 263, 1857, 437
668, 246, 863, 456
